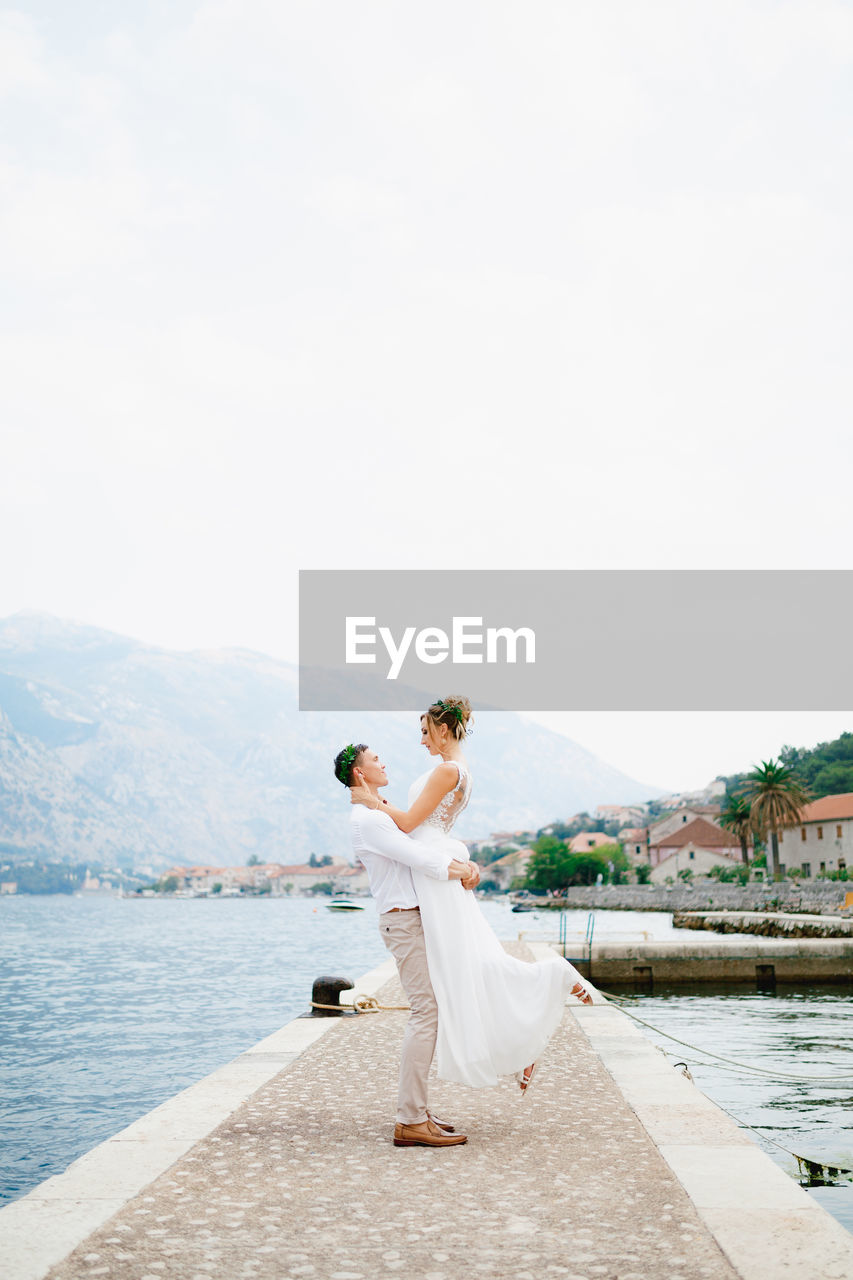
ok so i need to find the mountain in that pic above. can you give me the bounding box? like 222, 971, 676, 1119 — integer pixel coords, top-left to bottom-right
0, 612, 660, 870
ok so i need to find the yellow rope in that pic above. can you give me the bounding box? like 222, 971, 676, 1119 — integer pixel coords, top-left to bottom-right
311, 995, 410, 1014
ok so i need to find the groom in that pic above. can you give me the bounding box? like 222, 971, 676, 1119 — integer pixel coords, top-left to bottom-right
334, 742, 480, 1148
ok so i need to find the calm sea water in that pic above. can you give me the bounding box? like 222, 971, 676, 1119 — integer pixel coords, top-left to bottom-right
624, 986, 853, 1233
1, 897, 851, 1235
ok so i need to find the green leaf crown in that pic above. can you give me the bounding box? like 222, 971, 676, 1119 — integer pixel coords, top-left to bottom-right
433, 699, 464, 725
337, 743, 358, 783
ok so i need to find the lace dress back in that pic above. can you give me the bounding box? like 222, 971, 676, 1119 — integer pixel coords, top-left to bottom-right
421, 761, 471, 836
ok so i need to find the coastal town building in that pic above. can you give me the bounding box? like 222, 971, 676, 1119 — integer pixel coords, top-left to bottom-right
331, 864, 370, 895
648, 842, 743, 883
264, 864, 350, 895
160, 865, 222, 893
656, 781, 726, 810
594, 804, 646, 827
648, 805, 722, 845
649, 817, 743, 868
777, 792, 853, 878
647, 816, 744, 883
468, 831, 536, 855
161, 862, 351, 896
80, 869, 118, 892
484, 847, 534, 891
618, 827, 649, 863
569, 831, 616, 854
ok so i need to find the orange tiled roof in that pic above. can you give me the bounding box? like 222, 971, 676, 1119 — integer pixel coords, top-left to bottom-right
799, 793, 853, 822
651, 817, 741, 850
569, 832, 614, 851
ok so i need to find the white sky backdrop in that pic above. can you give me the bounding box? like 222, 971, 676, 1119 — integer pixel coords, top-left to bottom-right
2, 1, 852, 791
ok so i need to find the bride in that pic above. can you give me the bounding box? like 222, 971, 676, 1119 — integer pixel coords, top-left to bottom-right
350, 695, 593, 1091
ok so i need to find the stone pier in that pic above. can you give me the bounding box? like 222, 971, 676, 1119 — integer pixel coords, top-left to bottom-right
1, 942, 852, 1280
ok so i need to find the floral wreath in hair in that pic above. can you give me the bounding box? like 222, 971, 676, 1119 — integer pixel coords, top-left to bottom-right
336, 743, 358, 784
432, 698, 469, 732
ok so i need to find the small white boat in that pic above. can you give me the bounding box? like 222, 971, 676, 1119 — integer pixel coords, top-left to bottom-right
326, 897, 366, 912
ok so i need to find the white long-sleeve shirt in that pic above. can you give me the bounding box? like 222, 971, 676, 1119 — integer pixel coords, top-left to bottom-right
350, 806, 453, 913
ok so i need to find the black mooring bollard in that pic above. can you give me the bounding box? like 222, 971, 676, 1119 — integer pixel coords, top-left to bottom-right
311, 975, 355, 1016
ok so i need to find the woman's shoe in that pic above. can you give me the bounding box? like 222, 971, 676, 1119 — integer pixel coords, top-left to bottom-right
571, 981, 593, 1005
518, 1062, 537, 1094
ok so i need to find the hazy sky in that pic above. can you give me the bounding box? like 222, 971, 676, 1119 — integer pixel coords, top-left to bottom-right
2, 2, 852, 791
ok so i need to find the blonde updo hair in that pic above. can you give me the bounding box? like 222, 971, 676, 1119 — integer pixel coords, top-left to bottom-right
423, 695, 473, 741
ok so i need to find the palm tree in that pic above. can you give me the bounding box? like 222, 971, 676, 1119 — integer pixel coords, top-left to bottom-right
741, 759, 810, 882
718, 792, 756, 867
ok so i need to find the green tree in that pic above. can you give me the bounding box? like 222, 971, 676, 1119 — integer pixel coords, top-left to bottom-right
525, 836, 575, 892
158, 875, 179, 894
525, 839, 623, 891
718, 793, 756, 866
636, 863, 652, 884
247, 854, 260, 867
741, 759, 810, 882
724, 730, 853, 806
567, 853, 610, 885
211, 882, 222, 894
780, 732, 853, 797
593, 842, 629, 884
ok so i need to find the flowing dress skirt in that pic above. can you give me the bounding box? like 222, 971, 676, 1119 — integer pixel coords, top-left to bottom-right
411, 826, 589, 1088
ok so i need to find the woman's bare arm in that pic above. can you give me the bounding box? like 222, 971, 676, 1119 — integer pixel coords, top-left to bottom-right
350, 761, 459, 832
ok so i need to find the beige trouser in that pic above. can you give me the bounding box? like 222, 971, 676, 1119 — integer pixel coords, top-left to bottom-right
379, 908, 438, 1125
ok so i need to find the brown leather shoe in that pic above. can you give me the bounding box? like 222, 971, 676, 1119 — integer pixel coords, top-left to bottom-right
393, 1120, 467, 1147
427, 1111, 455, 1132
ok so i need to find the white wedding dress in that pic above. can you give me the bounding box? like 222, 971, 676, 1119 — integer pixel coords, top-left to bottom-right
409, 760, 589, 1088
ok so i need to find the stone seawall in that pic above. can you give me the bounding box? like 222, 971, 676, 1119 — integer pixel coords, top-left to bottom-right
673, 910, 853, 938
556, 879, 851, 914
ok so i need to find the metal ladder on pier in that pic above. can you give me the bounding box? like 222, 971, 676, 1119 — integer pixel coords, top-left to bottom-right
559, 910, 595, 977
